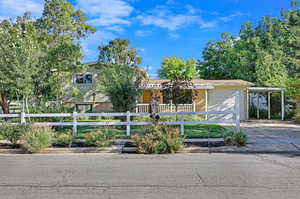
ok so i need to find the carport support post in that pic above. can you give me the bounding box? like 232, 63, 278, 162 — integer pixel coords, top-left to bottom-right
281, 89, 285, 121
268, 92, 271, 120
205, 89, 208, 119
235, 91, 241, 132
257, 94, 260, 119
72, 111, 77, 136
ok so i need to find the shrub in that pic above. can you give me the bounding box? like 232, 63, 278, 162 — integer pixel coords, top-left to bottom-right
132, 125, 184, 154
0, 123, 29, 147
53, 132, 73, 147
84, 130, 114, 147
22, 126, 53, 153
294, 110, 300, 124
224, 131, 247, 146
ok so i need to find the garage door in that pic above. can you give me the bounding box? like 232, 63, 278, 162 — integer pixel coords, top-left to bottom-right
208, 89, 246, 120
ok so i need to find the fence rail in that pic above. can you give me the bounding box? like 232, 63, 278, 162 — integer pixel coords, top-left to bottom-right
0, 93, 241, 136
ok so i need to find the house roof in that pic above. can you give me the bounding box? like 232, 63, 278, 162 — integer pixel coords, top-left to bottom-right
146, 79, 254, 87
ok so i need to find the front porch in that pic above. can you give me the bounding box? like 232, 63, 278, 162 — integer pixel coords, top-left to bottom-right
136, 103, 196, 113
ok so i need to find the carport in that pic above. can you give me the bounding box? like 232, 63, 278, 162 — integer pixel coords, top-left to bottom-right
247, 87, 285, 120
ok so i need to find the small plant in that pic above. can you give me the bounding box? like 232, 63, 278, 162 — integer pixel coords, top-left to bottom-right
22, 126, 53, 153
132, 125, 185, 154
224, 130, 247, 146
0, 123, 30, 147
84, 130, 114, 147
53, 132, 73, 147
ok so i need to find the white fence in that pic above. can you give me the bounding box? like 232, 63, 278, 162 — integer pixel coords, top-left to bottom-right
136, 104, 196, 113
0, 94, 241, 136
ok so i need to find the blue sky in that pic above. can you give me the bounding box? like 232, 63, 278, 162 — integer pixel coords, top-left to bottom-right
0, 0, 291, 77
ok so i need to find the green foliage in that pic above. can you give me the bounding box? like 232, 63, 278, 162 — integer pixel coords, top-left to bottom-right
97, 38, 145, 113
22, 126, 53, 153
158, 57, 198, 79
0, 123, 30, 146
53, 132, 73, 147
99, 38, 142, 66
132, 125, 185, 154
224, 131, 248, 146
199, 1, 299, 90
294, 111, 300, 124
0, 15, 39, 113
84, 130, 114, 147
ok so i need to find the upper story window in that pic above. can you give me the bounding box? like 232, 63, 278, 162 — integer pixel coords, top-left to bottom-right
74, 74, 93, 84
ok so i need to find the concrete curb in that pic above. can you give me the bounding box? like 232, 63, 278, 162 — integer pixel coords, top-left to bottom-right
0, 146, 122, 154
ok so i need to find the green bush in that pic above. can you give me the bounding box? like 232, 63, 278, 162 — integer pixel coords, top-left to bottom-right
132, 125, 185, 154
0, 123, 30, 146
22, 126, 53, 153
84, 130, 114, 147
53, 132, 73, 147
224, 131, 247, 146
293, 110, 300, 124
28, 104, 72, 122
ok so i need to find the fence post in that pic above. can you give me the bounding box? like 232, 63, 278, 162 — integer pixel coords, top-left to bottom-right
126, 111, 131, 136
235, 91, 241, 132
193, 102, 196, 112
180, 113, 184, 136
20, 111, 26, 124
72, 111, 78, 136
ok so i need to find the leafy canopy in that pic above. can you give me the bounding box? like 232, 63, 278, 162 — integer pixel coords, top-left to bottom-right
158, 57, 198, 79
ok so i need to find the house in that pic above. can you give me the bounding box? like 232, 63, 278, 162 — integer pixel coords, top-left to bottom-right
63, 62, 255, 121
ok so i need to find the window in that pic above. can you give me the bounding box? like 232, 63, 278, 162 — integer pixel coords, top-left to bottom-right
74, 74, 93, 84
75, 104, 92, 112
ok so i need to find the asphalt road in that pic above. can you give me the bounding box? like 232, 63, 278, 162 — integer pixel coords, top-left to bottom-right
0, 153, 300, 199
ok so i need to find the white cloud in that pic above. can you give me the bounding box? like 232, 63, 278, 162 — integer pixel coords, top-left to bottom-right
135, 30, 152, 37
0, 0, 43, 20
76, 0, 133, 27
137, 7, 216, 31
219, 12, 246, 22
105, 26, 125, 33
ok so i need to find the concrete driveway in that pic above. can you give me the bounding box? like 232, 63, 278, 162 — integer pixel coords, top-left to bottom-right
228, 120, 300, 152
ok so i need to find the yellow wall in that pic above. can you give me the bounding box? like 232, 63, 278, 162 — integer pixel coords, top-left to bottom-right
142, 90, 163, 104
193, 89, 206, 112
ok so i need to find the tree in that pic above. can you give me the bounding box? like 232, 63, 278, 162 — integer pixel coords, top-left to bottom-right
158, 57, 198, 79
34, 0, 95, 100
158, 57, 198, 112
0, 17, 39, 113
97, 38, 145, 113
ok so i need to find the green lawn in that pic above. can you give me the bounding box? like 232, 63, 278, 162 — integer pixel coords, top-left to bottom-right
56, 124, 226, 139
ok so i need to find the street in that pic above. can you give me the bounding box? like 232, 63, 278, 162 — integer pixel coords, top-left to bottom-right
0, 153, 300, 199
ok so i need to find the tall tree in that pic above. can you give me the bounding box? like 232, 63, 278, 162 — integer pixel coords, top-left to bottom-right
35, 0, 95, 100
0, 16, 39, 113
158, 57, 198, 79
97, 38, 145, 112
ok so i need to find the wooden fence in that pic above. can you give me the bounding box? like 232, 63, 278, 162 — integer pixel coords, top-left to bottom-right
0, 93, 241, 136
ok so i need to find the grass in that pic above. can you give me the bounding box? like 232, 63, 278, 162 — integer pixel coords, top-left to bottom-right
55, 124, 226, 139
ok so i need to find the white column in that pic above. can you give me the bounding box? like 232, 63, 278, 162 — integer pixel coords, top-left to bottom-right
235, 91, 241, 132
268, 92, 271, 120
257, 94, 260, 119
246, 89, 249, 120
281, 89, 285, 121
205, 89, 208, 119
180, 113, 184, 136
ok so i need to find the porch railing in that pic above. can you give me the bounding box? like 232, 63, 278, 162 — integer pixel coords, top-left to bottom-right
136, 103, 196, 113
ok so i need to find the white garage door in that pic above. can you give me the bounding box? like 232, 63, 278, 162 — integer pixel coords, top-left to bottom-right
208, 89, 246, 120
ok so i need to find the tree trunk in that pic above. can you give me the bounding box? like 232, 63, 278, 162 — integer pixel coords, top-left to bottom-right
0, 96, 9, 114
